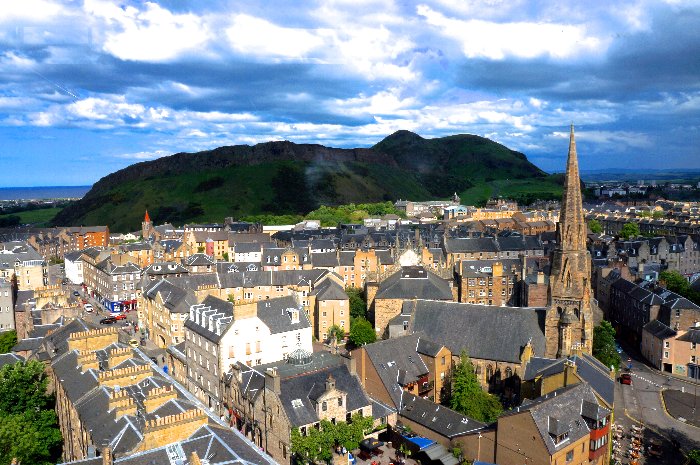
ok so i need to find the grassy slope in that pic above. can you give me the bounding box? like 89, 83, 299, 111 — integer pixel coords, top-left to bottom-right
0, 207, 62, 226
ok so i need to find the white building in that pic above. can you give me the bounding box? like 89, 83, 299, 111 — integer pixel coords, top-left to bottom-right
184, 294, 312, 410
64, 250, 84, 285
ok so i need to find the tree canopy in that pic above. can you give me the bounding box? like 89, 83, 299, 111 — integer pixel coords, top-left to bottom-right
0, 330, 16, 354
660, 270, 700, 306
291, 414, 373, 463
587, 219, 602, 234
0, 361, 62, 465
592, 320, 621, 371
348, 317, 376, 347
327, 325, 344, 343
619, 222, 640, 239
345, 287, 367, 320
448, 351, 503, 423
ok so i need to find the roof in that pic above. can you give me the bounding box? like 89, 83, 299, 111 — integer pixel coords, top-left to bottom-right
0, 352, 24, 369
184, 295, 234, 343
143, 279, 197, 314
643, 319, 677, 339
677, 328, 700, 344
256, 295, 311, 334
361, 334, 430, 408
376, 266, 453, 301
408, 300, 546, 364
400, 392, 486, 437
311, 251, 339, 268
311, 278, 348, 301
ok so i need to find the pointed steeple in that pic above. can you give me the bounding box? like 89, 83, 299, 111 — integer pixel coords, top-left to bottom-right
558, 124, 586, 251
144, 210, 151, 223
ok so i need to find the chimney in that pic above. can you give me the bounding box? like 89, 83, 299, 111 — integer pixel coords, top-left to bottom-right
101, 446, 113, 465
189, 452, 203, 465
519, 254, 527, 281
98, 365, 152, 388
143, 386, 178, 413
108, 347, 132, 369
108, 389, 137, 419
265, 367, 281, 394
536, 272, 545, 285
563, 359, 577, 387
325, 374, 336, 392
492, 262, 503, 277
341, 352, 356, 375
77, 350, 99, 372
139, 409, 208, 452
68, 327, 119, 352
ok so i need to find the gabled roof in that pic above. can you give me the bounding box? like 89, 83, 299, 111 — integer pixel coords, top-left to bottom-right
311, 278, 348, 301
643, 320, 677, 339
400, 392, 486, 437
677, 328, 700, 344
143, 279, 197, 314
256, 295, 311, 334
376, 266, 452, 301
408, 300, 546, 364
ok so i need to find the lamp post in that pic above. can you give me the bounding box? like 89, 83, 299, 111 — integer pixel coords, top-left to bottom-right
477, 432, 482, 462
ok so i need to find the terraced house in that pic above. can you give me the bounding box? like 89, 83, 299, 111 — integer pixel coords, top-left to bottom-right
0, 241, 47, 290
140, 278, 197, 347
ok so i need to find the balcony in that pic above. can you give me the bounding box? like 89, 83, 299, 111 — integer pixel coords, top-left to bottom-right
418, 380, 434, 394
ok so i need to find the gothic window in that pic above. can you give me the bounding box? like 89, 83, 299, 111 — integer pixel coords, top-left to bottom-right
505, 367, 512, 379
486, 365, 493, 382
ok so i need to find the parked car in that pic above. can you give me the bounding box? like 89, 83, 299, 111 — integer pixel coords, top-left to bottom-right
620, 373, 632, 385
128, 339, 139, 348
100, 317, 117, 325
84, 303, 93, 312
114, 314, 127, 321
73, 291, 80, 297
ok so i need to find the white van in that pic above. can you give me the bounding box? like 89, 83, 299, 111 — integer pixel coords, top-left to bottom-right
84, 303, 94, 312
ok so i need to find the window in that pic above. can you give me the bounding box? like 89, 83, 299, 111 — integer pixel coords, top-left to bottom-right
664, 351, 669, 359
664, 341, 670, 348
441, 356, 446, 366
338, 397, 343, 406
322, 401, 327, 411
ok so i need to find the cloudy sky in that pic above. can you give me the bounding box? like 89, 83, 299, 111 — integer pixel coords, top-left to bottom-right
1, 0, 699, 186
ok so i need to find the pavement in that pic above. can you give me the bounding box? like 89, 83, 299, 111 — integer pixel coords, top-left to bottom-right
662, 389, 700, 427
615, 339, 700, 459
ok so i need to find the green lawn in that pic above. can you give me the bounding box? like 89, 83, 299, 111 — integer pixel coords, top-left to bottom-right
0, 207, 62, 226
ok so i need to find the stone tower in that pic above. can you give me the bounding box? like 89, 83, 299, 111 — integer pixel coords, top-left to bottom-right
544, 125, 594, 358
142, 210, 153, 240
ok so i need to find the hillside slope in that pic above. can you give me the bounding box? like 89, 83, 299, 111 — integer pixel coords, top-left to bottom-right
53, 131, 553, 232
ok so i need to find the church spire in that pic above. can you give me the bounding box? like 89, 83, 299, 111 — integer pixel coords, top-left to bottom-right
144, 210, 151, 223
558, 124, 586, 251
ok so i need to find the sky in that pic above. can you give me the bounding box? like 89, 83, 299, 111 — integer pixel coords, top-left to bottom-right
0, 0, 699, 186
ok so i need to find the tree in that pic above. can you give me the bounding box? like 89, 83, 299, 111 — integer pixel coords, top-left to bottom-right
328, 324, 344, 343
0, 361, 62, 465
688, 449, 700, 465
291, 414, 373, 463
0, 330, 16, 353
449, 351, 502, 423
619, 222, 640, 240
592, 321, 621, 371
660, 270, 700, 306
0, 360, 53, 414
346, 287, 367, 320
348, 318, 376, 347
587, 219, 602, 234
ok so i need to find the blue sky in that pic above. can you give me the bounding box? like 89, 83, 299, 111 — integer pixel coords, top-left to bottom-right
1, 0, 699, 186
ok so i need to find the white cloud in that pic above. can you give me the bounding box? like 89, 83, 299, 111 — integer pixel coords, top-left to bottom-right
114, 150, 169, 160
84, 0, 211, 62
226, 14, 325, 59
0, 0, 64, 23
417, 4, 607, 60
549, 130, 651, 149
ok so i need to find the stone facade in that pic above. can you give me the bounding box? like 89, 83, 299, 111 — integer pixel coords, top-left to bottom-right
544, 126, 594, 359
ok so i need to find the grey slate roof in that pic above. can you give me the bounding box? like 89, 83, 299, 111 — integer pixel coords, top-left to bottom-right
507, 383, 604, 455
677, 328, 700, 344
256, 295, 311, 334
643, 320, 677, 339
311, 251, 339, 268
400, 391, 486, 436
0, 352, 23, 368
311, 278, 348, 301
185, 295, 234, 343
572, 353, 615, 407
143, 279, 197, 314
362, 334, 429, 408
408, 300, 546, 364
376, 266, 453, 301
278, 363, 371, 428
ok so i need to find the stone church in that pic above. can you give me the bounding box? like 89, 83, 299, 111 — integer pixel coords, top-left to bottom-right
543, 125, 595, 358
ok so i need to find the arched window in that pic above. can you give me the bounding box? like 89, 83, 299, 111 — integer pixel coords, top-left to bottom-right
486, 365, 493, 382
505, 367, 513, 379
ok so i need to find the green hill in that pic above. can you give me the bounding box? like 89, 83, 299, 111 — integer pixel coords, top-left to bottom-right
52, 131, 558, 232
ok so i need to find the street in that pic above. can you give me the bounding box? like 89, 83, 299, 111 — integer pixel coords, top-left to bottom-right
615, 340, 700, 461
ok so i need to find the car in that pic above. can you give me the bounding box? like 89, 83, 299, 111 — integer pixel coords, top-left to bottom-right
84, 303, 93, 312
128, 339, 139, 348
73, 291, 80, 296
114, 314, 127, 321
620, 373, 632, 385
100, 317, 117, 325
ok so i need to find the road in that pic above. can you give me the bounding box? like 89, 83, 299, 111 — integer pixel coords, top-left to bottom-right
616, 340, 700, 457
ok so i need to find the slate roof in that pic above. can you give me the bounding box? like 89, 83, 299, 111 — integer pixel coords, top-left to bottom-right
400, 392, 486, 437
311, 251, 339, 268
572, 353, 615, 407
376, 267, 453, 301
142, 279, 197, 314
185, 295, 234, 343
311, 278, 348, 301
64, 250, 84, 262
408, 300, 546, 364
0, 352, 23, 369
362, 334, 430, 408
507, 383, 605, 455
234, 242, 263, 253
416, 338, 444, 357
278, 363, 372, 428
256, 295, 311, 334
677, 328, 700, 344
183, 253, 216, 266
643, 320, 677, 339
143, 262, 188, 275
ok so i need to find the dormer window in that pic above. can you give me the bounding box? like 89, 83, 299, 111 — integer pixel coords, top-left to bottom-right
552, 432, 569, 445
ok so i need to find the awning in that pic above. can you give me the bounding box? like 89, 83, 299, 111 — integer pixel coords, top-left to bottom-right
423, 443, 448, 460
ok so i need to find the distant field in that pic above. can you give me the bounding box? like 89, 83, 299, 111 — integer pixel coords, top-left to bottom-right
459, 176, 563, 206
0, 207, 62, 225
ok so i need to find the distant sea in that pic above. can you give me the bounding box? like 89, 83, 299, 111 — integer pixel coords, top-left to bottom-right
0, 186, 91, 200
